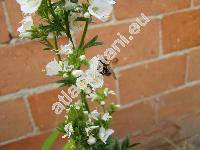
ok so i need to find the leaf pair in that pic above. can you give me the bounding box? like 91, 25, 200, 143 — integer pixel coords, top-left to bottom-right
82, 35, 104, 50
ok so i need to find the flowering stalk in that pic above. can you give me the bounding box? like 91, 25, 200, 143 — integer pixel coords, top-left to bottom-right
16, 0, 138, 149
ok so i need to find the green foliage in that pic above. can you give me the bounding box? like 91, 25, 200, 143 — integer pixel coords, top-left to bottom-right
108, 137, 140, 150
63, 140, 76, 150
83, 35, 104, 50
42, 130, 60, 150
56, 74, 76, 87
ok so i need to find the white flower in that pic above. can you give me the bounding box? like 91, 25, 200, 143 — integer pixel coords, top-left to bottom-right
88, 0, 115, 22
87, 135, 96, 145
74, 101, 81, 110
85, 87, 93, 95
102, 113, 112, 121
85, 126, 99, 136
63, 123, 74, 138
99, 127, 114, 144
89, 93, 98, 101
84, 12, 91, 18
16, 0, 42, 14
86, 118, 93, 125
83, 111, 89, 115
100, 101, 105, 105
72, 70, 84, 77
80, 55, 86, 61
89, 110, 100, 120
86, 70, 104, 89
89, 56, 100, 71
60, 42, 73, 55
17, 16, 33, 38
104, 88, 116, 96
76, 75, 89, 90
45, 59, 61, 76
107, 0, 116, 4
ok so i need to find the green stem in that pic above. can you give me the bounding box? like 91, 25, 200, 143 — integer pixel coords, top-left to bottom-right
53, 32, 61, 61
64, 11, 75, 49
78, 20, 89, 49
81, 91, 90, 113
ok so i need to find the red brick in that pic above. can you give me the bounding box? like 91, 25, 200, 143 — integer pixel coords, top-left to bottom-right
0, 132, 66, 150
112, 101, 156, 138
158, 84, 200, 123
178, 113, 200, 137
194, 0, 200, 5
134, 124, 183, 149
162, 9, 200, 53
28, 89, 66, 131
119, 55, 186, 104
77, 20, 159, 67
103, 75, 118, 103
5, 0, 23, 37
115, 0, 190, 20
0, 98, 32, 142
28, 81, 117, 131
0, 41, 60, 95
0, 2, 10, 43
188, 48, 200, 81
5, 0, 43, 37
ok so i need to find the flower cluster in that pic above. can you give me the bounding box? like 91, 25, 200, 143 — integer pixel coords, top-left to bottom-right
16, 0, 136, 149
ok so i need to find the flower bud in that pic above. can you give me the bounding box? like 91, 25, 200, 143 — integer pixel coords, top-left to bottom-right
63, 73, 68, 78
84, 12, 91, 18
80, 55, 86, 61
100, 101, 105, 106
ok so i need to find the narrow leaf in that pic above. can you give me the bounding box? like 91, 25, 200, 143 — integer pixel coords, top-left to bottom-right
42, 130, 59, 150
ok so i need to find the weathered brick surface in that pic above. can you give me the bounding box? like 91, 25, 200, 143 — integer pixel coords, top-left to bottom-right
162, 9, 200, 53
0, 98, 32, 141
0, 41, 59, 95
112, 100, 156, 138
194, 0, 200, 5
178, 113, 200, 138
188, 48, 200, 81
5, 0, 23, 37
0, 132, 66, 150
77, 20, 159, 66
5, 0, 22, 37
0, 2, 10, 43
158, 84, 200, 123
119, 55, 186, 104
0, 0, 200, 148
115, 0, 190, 20
28, 89, 65, 131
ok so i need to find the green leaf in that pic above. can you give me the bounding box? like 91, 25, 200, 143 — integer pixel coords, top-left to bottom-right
128, 143, 140, 149
42, 130, 59, 150
56, 122, 66, 133
83, 35, 103, 49
56, 77, 76, 86
112, 138, 121, 150
62, 140, 75, 150
121, 136, 130, 150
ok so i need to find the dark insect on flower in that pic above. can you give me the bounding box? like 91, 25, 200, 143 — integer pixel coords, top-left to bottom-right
98, 58, 118, 80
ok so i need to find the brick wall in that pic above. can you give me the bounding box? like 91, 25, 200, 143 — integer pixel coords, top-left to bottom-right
0, 0, 200, 149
